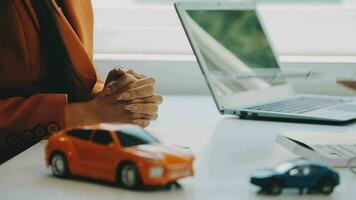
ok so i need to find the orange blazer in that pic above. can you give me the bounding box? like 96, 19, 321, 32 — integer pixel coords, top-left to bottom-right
0, 0, 103, 163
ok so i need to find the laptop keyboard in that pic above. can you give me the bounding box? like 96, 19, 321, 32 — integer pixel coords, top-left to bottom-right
247, 96, 351, 114
312, 144, 356, 159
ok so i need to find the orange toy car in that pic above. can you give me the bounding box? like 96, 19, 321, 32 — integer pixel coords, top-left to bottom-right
45, 124, 194, 188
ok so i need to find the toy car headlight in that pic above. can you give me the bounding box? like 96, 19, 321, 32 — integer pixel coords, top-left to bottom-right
149, 167, 164, 178
136, 150, 164, 161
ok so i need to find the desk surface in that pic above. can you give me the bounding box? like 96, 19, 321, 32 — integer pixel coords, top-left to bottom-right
1, 95, 356, 200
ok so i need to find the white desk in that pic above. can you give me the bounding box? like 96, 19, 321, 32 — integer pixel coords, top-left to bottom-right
1, 95, 356, 200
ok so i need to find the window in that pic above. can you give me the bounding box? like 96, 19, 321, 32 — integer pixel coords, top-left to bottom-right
92, 0, 356, 57
302, 167, 311, 175
309, 166, 321, 174
92, 0, 191, 55
67, 129, 92, 140
289, 167, 303, 176
92, 130, 113, 145
116, 128, 158, 147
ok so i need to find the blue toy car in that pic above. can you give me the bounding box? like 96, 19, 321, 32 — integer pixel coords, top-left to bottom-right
250, 160, 339, 195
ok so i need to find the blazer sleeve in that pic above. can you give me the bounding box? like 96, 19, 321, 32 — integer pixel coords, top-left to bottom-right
0, 0, 96, 163
59, 0, 103, 97
0, 94, 68, 162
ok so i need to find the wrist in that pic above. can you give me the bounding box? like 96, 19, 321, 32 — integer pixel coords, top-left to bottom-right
68, 101, 98, 127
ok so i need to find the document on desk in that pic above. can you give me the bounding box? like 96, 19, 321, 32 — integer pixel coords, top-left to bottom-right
276, 131, 356, 167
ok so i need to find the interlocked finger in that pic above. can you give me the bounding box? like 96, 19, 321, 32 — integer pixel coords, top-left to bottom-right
132, 119, 150, 128
126, 77, 155, 90
117, 84, 154, 101
130, 113, 158, 120
129, 95, 163, 105
126, 69, 146, 79
125, 103, 158, 115
101, 73, 137, 97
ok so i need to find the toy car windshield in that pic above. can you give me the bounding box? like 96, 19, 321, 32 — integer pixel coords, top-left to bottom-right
275, 163, 293, 173
116, 127, 159, 148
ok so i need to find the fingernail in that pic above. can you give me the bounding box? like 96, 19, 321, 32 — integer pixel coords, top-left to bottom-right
125, 105, 137, 111
116, 66, 126, 71
117, 93, 130, 100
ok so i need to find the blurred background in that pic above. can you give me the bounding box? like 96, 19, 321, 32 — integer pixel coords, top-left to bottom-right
92, 0, 356, 95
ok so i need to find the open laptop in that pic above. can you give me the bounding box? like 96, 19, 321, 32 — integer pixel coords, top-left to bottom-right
175, 2, 356, 124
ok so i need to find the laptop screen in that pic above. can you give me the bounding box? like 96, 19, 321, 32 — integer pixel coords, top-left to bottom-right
184, 9, 286, 97
188, 10, 279, 69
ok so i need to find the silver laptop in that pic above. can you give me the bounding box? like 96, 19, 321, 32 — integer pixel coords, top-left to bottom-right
175, 2, 356, 124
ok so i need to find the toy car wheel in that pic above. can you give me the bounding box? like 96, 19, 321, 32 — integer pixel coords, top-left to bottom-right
50, 153, 69, 178
267, 180, 283, 195
306, 187, 318, 194
318, 178, 335, 195
165, 181, 182, 190
118, 163, 142, 189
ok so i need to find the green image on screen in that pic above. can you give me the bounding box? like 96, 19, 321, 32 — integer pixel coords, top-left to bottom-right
187, 10, 279, 69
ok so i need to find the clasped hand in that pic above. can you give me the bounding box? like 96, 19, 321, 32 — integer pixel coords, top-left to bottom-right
68, 68, 162, 128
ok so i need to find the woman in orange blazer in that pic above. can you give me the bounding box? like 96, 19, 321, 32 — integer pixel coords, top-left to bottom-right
0, 0, 162, 163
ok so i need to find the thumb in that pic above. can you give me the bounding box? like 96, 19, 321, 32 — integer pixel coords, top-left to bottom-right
105, 67, 126, 86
